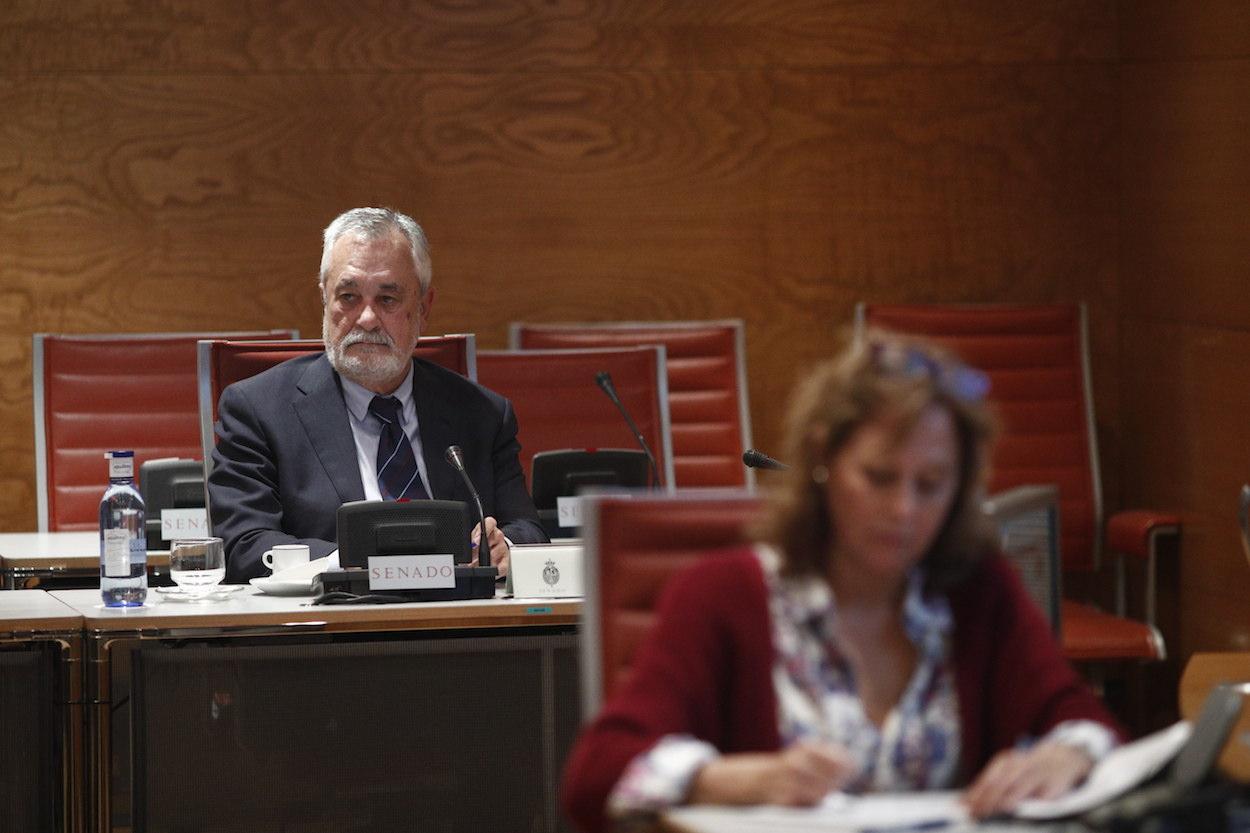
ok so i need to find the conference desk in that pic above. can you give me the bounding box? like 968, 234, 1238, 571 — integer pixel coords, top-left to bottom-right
51, 588, 583, 833
0, 531, 171, 590
0, 590, 84, 833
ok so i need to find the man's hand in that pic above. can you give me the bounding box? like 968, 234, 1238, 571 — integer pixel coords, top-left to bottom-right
688, 740, 856, 807
964, 741, 1094, 818
471, 516, 510, 577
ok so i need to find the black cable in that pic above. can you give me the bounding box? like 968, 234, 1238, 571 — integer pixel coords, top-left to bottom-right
311, 591, 411, 605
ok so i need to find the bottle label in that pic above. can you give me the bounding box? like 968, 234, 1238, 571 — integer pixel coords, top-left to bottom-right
103, 528, 131, 577
108, 455, 134, 480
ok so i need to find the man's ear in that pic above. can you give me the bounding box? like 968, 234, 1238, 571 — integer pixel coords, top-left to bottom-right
418, 287, 435, 332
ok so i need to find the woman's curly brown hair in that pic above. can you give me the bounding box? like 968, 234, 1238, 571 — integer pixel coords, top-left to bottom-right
752, 329, 999, 592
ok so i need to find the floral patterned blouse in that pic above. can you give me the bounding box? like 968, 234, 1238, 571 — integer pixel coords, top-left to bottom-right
607, 545, 1114, 816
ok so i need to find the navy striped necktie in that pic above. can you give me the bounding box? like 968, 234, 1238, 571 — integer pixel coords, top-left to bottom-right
368, 395, 429, 501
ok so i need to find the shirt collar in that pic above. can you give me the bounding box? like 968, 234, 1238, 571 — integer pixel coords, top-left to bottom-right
759, 544, 952, 660
340, 360, 415, 424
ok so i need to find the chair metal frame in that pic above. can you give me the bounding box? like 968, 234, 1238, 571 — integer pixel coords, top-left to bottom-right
32, 329, 297, 532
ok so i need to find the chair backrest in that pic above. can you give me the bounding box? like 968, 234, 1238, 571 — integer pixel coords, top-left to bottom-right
510, 319, 754, 490
32, 329, 298, 531
475, 347, 675, 490
196, 334, 477, 467
856, 303, 1102, 572
580, 490, 762, 714
982, 484, 1062, 632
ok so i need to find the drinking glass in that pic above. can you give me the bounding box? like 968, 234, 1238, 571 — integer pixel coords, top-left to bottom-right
169, 537, 226, 597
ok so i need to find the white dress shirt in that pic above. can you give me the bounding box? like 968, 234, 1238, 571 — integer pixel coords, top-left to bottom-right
339, 363, 434, 501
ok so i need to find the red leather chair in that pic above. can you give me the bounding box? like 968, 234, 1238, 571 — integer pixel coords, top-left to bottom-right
196, 334, 476, 464
32, 330, 297, 531
580, 491, 762, 711
475, 347, 674, 489
510, 320, 754, 489
856, 302, 1180, 663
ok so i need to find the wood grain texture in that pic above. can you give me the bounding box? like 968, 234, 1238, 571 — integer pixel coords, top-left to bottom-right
1, 1, 1116, 73
1119, 2, 1250, 659
1120, 0, 1250, 62
3, 1, 1120, 550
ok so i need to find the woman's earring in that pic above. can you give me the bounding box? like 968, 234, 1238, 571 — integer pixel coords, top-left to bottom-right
811, 465, 829, 484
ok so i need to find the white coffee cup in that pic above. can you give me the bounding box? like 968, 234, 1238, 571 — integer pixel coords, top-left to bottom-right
263, 543, 311, 574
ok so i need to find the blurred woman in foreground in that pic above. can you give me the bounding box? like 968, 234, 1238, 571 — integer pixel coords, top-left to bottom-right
561, 331, 1122, 833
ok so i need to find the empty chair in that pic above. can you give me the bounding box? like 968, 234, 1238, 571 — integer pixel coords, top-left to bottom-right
196, 334, 476, 466
475, 347, 675, 539
578, 491, 761, 713
855, 302, 1180, 663
32, 329, 296, 531
510, 319, 754, 489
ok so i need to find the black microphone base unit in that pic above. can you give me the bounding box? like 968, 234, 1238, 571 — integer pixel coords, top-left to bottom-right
314, 565, 498, 602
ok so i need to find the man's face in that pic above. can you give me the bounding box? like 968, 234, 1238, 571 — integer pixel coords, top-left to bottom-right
321, 231, 433, 394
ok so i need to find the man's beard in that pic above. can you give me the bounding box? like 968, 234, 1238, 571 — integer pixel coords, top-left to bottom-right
324, 319, 412, 389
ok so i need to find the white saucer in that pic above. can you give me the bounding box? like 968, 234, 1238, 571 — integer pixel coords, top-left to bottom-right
155, 585, 245, 602
250, 576, 316, 596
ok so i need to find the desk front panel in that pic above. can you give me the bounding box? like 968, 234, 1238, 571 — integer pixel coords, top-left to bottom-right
49, 591, 583, 833
0, 590, 83, 833
124, 628, 579, 833
0, 645, 61, 832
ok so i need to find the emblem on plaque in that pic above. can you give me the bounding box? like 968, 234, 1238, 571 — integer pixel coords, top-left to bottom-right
542, 559, 561, 587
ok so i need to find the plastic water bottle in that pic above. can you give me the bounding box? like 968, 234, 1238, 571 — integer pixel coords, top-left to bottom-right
99, 450, 147, 606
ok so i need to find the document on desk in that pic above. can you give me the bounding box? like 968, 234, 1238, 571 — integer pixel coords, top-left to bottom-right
665, 721, 1193, 832
1014, 719, 1192, 819
666, 791, 971, 832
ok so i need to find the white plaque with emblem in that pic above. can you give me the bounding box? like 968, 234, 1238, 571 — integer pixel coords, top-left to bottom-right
507, 543, 583, 598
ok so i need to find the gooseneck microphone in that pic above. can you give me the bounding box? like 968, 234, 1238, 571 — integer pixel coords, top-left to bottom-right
444, 445, 493, 571
742, 448, 788, 471
595, 370, 662, 488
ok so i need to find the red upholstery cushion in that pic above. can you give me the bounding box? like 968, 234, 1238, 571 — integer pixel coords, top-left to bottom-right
514, 322, 750, 488
591, 494, 763, 699
863, 304, 1099, 572
38, 331, 294, 531
475, 348, 668, 486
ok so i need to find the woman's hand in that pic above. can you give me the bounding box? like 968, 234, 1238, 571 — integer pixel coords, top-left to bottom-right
688, 740, 856, 807
964, 741, 1095, 818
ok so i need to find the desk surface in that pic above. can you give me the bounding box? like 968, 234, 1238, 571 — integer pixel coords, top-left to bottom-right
0, 531, 98, 561
0, 589, 82, 632
0, 530, 169, 569
50, 586, 581, 633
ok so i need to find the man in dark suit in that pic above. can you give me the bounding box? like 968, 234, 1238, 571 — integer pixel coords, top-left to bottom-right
209, 207, 546, 583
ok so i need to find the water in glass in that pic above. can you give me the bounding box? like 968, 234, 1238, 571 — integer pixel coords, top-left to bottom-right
170, 537, 226, 596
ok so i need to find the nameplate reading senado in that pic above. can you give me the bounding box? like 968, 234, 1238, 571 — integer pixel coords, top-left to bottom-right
367, 554, 457, 590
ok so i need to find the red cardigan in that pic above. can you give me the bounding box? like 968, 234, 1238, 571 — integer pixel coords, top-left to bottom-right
561, 548, 1122, 833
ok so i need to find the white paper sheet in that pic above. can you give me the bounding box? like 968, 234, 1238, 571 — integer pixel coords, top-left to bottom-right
667, 791, 970, 832
665, 721, 1194, 832
1013, 720, 1192, 819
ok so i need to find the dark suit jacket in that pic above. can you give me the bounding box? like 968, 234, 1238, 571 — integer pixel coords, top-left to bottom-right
208, 353, 546, 582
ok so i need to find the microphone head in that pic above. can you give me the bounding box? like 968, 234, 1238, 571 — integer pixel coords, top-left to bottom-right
743, 448, 788, 471
444, 445, 466, 470
594, 370, 613, 390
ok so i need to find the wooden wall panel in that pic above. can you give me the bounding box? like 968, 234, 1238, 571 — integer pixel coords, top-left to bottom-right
1119, 3, 1250, 657
2, 1, 1116, 72
1, 1, 1119, 532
